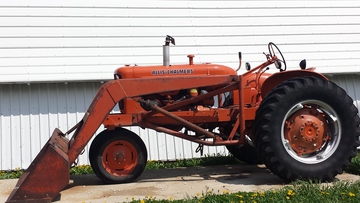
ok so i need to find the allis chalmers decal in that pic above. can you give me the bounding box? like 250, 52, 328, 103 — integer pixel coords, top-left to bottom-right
151, 69, 194, 75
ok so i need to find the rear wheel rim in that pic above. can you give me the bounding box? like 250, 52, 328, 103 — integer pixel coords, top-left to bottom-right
281, 99, 341, 164
102, 140, 138, 176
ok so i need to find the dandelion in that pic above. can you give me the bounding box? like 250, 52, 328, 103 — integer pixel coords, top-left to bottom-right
287, 189, 295, 196
251, 193, 258, 197
140, 200, 145, 203
236, 194, 243, 198
169, 196, 173, 201
286, 196, 290, 200
349, 192, 356, 197
223, 190, 230, 194
196, 192, 201, 196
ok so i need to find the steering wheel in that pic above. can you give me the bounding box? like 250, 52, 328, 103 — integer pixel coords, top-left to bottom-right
268, 42, 287, 71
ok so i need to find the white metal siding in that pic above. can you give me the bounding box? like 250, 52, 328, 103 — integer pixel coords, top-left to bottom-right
326, 74, 360, 110
0, 1, 360, 83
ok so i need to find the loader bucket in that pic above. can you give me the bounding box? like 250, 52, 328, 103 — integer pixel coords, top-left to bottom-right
6, 128, 70, 203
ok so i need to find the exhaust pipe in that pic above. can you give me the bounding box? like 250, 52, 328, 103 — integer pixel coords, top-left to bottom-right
163, 35, 175, 66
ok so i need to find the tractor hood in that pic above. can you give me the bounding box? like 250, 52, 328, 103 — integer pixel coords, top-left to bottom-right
114, 63, 237, 79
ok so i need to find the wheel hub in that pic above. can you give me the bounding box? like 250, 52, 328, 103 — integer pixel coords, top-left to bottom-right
300, 120, 320, 142
103, 141, 137, 173
284, 107, 329, 156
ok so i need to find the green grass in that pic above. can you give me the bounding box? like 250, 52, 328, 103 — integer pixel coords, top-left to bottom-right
127, 180, 360, 203
0, 167, 23, 179
346, 152, 360, 175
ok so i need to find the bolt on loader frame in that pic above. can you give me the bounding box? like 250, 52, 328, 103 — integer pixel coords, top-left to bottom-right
6, 37, 360, 203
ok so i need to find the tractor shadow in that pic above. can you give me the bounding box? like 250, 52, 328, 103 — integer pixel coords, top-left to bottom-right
64, 164, 287, 190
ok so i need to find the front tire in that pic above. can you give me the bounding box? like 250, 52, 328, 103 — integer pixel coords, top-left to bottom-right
254, 77, 360, 181
89, 128, 147, 183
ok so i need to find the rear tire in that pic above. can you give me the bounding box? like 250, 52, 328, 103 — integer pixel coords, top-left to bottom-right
254, 77, 360, 181
89, 128, 147, 183
222, 124, 262, 165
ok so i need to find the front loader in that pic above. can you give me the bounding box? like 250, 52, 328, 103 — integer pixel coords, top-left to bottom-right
6, 36, 360, 202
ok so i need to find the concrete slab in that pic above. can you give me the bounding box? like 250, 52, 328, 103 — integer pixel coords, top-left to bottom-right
1, 164, 359, 203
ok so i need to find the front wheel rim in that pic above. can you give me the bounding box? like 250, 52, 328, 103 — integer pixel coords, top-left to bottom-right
281, 99, 341, 164
102, 140, 138, 176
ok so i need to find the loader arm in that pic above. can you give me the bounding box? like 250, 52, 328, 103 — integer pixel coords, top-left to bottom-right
68, 75, 237, 163
7, 75, 238, 203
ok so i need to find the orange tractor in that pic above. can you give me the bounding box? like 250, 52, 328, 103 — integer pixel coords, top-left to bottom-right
7, 36, 360, 202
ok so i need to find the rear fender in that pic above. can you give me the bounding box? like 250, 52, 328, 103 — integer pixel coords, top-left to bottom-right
261, 69, 328, 99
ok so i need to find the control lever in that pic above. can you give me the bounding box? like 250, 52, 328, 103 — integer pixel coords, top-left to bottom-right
236, 52, 242, 71
263, 52, 271, 60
